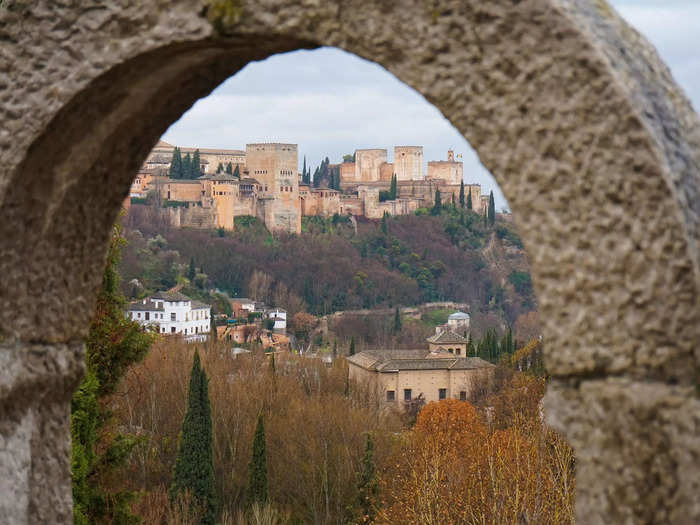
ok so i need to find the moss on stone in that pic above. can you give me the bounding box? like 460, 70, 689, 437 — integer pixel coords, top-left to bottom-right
205, 0, 243, 33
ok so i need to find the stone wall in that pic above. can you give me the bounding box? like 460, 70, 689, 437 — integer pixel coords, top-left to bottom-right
2, 0, 700, 523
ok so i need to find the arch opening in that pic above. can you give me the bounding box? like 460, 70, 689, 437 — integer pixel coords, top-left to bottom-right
2, 2, 700, 523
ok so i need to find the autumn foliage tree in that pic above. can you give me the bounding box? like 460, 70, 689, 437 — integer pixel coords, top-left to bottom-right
378, 380, 574, 525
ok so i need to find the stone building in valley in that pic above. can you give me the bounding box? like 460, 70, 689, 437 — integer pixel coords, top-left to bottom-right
347, 347, 494, 404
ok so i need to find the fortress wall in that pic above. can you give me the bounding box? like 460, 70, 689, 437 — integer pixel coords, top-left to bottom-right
427, 160, 463, 185
339, 196, 364, 216
340, 161, 355, 182
162, 181, 203, 202
379, 162, 394, 182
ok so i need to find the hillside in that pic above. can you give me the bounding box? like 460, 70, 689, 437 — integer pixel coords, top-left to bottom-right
121, 205, 536, 336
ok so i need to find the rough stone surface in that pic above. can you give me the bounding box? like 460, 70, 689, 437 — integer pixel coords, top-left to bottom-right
1, 0, 699, 523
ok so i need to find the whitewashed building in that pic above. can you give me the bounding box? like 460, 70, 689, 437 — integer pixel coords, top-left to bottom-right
127, 291, 211, 342
267, 308, 287, 333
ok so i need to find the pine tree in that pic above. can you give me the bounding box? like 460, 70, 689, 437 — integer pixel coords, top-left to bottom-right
71, 222, 154, 524
188, 257, 196, 282
226, 162, 233, 175
182, 153, 192, 180
431, 189, 442, 215
171, 351, 217, 524
247, 413, 268, 506
357, 433, 379, 523
390, 173, 397, 200
466, 186, 473, 210
170, 147, 183, 179
216, 162, 224, 174
459, 181, 465, 208
393, 307, 402, 334
488, 190, 496, 226
192, 149, 201, 177
349, 336, 356, 356
233, 164, 240, 178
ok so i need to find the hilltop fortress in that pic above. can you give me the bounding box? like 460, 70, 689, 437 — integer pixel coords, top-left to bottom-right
129, 141, 489, 234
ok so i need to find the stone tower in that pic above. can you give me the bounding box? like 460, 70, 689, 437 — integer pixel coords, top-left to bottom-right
394, 146, 424, 181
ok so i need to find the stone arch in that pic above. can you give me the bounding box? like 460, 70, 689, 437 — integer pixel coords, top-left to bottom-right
2, 1, 700, 523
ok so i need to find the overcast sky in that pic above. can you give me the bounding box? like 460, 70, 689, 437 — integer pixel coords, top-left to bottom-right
162, 0, 700, 210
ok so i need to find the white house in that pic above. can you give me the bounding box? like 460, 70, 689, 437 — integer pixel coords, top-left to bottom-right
127, 291, 211, 342
267, 308, 287, 333
447, 311, 470, 332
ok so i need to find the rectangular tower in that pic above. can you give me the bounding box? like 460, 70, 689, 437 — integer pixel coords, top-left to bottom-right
394, 146, 424, 181
246, 143, 301, 234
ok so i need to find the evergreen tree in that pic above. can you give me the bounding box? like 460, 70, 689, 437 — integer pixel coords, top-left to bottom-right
431, 189, 442, 216
247, 413, 268, 506
357, 433, 379, 523
188, 257, 196, 282
182, 153, 192, 180
381, 212, 389, 235
451, 193, 456, 208
488, 190, 496, 226
302, 155, 307, 184
466, 186, 473, 210
393, 307, 402, 334
192, 149, 201, 177
390, 173, 397, 200
171, 351, 217, 524
226, 162, 233, 175
313, 166, 321, 187
71, 222, 154, 524
216, 162, 224, 174
233, 164, 240, 178
170, 147, 183, 179
349, 336, 356, 356
459, 181, 465, 208
332, 340, 338, 359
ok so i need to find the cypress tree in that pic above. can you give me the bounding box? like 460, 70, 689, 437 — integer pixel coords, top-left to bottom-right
192, 149, 201, 177
188, 257, 196, 282
466, 186, 472, 210
71, 222, 154, 524
182, 153, 192, 180
390, 173, 397, 200
247, 413, 268, 506
431, 189, 442, 215
451, 193, 456, 208
459, 181, 465, 208
302, 155, 307, 184
170, 147, 183, 179
233, 164, 240, 178
357, 433, 378, 523
171, 351, 217, 524
381, 212, 388, 235
225, 162, 233, 175
216, 162, 223, 174
488, 190, 496, 225
393, 307, 402, 334
349, 336, 356, 356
